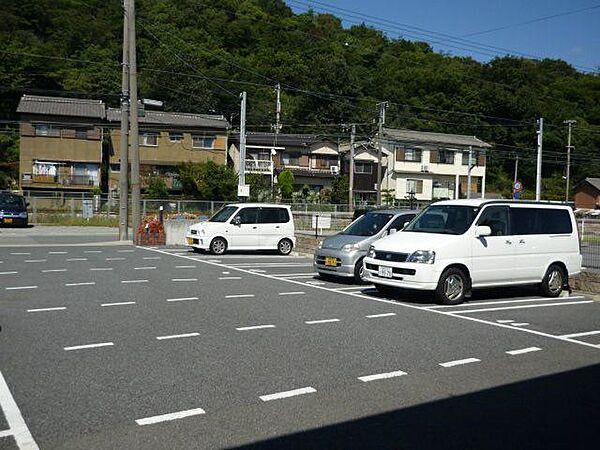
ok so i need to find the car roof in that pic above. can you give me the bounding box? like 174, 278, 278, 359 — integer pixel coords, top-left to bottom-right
225, 203, 291, 208
365, 209, 419, 215
432, 199, 571, 209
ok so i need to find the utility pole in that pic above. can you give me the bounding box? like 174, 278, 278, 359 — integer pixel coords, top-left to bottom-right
348, 124, 356, 210
513, 155, 519, 184
118, 0, 129, 241
376, 101, 387, 206
535, 118, 543, 201
466, 145, 473, 199
128, 0, 141, 236
239, 91, 247, 200
273, 83, 281, 145
564, 119, 576, 203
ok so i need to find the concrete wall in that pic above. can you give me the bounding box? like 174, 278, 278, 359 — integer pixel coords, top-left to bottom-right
164, 219, 201, 246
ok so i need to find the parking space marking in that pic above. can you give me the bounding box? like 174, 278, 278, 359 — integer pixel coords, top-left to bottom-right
156, 332, 199, 340
560, 330, 600, 338
278, 291, 306, 296
6, 285, 37, 290
135, 407, 206, 426
84, 251, 103, 254
106, 257, 125, 261
90, 268, 113, 271
225, 294, 255, 298
260, 387, 316, 402
0, 369, 39, 449
219, 276, 242, 280
249, 269, 266, 273
236, 325, 276, 331
42, 268, 67, 273
448, 300, 593, 314
64, 342, 114, 351
134, 266, 157, 270
231, 263, 312, 268
358, 370, 407, 382
143, 256, 161, 260
273, 273, 318, 278
439, 358, 481, 368
305, 318, 340, 324
65, 282, 95, 287
511, 323, 530, 326
167, 297, 199, 302
336, 285, 374, 291
176, 265, 196, 268
24, 259, 47, 263
506, 347, 542, 355
222, 271, 230, 274
366, 313, 397, 318
496, 319, 515, 323
306, 281, 326, 285
117, 250, 135, 253
27, 307, 66, 313
0, 271, 17, 275
427, 296, 585, 309
171, 278, 198, 282
101, 302, 136, 307
48, 251, 67, 254
121, 280, 148, 284
66, 258, 87, 262
10, 252, 30, 255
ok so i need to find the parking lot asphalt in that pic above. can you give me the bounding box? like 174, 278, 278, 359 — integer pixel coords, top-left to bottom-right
1, 241, 599, 449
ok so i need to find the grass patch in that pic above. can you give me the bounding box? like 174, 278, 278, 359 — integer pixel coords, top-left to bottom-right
33, 214, 119, 227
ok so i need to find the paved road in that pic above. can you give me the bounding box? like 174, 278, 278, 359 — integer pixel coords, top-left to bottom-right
0, 241, 599, 449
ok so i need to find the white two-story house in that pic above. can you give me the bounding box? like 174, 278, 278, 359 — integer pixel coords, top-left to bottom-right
380, 128, 492, 202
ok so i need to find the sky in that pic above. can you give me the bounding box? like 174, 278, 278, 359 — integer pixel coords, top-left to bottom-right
287, 0, 600, 73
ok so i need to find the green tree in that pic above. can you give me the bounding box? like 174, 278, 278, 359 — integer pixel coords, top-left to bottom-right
330, 175, 349, 204
246, 173, 271, 201
177, 161, 238, 200
145, 175, 169, 199
277, 169, 294, 199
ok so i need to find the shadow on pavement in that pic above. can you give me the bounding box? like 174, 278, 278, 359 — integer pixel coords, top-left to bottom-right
231, 364, 600, 450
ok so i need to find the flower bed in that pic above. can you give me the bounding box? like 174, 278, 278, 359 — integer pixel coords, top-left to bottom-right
134, 216, 166, 246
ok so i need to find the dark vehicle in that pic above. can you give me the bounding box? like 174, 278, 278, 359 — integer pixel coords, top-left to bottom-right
0, 192, 29, 227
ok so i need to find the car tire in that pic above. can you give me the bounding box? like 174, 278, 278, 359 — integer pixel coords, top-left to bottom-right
374, 283, 396, 297
277, 238, 293, 256
435, 267, 467, 305
354, 258, 365, 283
209, 237, 227, 255
540, 264, 564, 298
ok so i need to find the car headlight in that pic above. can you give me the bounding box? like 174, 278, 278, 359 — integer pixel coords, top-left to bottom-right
367, 245, 376, 258
342, 243, 360, 252
407, 250, 436, 264
318, 241, 323, 249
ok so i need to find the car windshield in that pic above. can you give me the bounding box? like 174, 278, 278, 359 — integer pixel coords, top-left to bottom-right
404, 205, 479, 235
0, 194, 25, 208
341, 212, 394, 237
209, 206, 238, 223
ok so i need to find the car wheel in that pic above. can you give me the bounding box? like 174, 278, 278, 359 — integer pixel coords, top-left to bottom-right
374, 284, 396, 297
540, 264, 564, 297
210, 237, 227, 255
277, 238, 293, 255
435, 267, 467, 305
354, 258, 365, 283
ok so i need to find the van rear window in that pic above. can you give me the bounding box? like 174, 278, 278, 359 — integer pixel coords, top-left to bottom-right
511, 208, 572, 235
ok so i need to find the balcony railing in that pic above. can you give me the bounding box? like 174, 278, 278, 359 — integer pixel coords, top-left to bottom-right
245, 159, 273, 174
27, 174, 98, 187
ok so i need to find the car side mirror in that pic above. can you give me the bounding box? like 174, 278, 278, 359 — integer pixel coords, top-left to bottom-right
403, 221, 409, 229
388, 228, 397, 235
232, 216, 241, 226
26, 202, 30, 207
475, 225, 492, 237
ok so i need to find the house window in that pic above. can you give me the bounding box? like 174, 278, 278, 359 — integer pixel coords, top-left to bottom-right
74, 127, 88, 139
192, 134, 215, 149
140, 132, 158, 146
404, 148, 422, 162
34, 124, 60, 137
169, 132, 183, 143
406, 179, 424, 194
438, 150, 454, 164
282, 152, 300, 166
354, 162, 372, 174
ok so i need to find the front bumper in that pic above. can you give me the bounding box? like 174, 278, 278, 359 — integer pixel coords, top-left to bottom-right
0, 215, 28, 226
185, 234, 209, 250
313, 248, 365, 277
362, 256, 439, 290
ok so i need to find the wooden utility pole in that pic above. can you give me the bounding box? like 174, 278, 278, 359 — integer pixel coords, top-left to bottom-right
118, 0, 129, 240
348, 124, 356, 210
564, 119, 576, 203
376, 102, 387, 206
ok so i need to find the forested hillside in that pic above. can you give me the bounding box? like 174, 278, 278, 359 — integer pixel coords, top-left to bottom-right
1, 0, 600, 198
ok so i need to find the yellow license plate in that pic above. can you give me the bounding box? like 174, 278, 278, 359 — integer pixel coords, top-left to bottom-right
3, 218, 13, 224
325, 256, 337, 267
186, 237, 193, 244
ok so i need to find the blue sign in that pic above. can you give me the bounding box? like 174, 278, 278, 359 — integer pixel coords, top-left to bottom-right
513, 191, 520, 199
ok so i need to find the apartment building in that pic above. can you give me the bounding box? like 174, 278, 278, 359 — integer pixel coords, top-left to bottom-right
106, 108, 229, 193
339, 141, 383, 205
381, 128, 491, 201
229, 132, 341, 191
17, 95, 105, 193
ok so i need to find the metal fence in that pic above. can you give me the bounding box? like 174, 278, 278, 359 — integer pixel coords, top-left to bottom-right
579, 217, 600, 269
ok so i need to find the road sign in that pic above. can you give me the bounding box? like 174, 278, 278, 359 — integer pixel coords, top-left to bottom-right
312, 213, 331, 230
82, 200, 93, 219
513, 180, 523, 191
237, 184, 250, 197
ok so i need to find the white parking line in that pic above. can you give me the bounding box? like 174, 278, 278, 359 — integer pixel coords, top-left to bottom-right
121, 280, 148, 284
24, 259, 47, 263
222, 271, 230, 274
84, 251, 103, 254
305, 281, 325, 285
117, 250, 135, 253
506, 347, 542, 355
427, 296, 585, 309
48, 251, 67, 254
64, 342, 114, 351
0, 271, 18, 275
249, 269, 266, 273
305, 318, 340, 324
167, 297, 199, 302
156, 332, 199, 340
176, 265, 196, 269
236, 325, 276, 331
560, 330, 600, 338
449, 300, 593, 314
0, 369, 39, 449
260, 387, 316, 402
439, 358, 480, 368
6, 285, 37, 290
171, 278, 198, 282
135, 408, 206, 426
496, 319, 514, 323
511, 322, 530, 326
358, 370, 407, 382
232, 263, 312, 268
106, 257, 125, 261
143, 256, 161, 260
278, 291, 306, 296
65, 282, 95, 287
66, 258, 87, 262
27, 307, 66, 313
90, 267, 113, 271
10, 252, 30, 255
366, 313, 397, 318
219, 276, 242, 280
225, 294, 254, 298
42, 268, 67, 273
272, 273, 317, 277
101, 302, 136, 307
134, 266, 157, 270
336, 285, 375, 291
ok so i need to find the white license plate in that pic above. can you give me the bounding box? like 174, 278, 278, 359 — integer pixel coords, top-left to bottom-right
378, 266, 393, 278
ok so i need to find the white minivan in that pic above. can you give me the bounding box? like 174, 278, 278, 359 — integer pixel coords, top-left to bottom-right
363, 199, 582, 305
186, 203, 295, 255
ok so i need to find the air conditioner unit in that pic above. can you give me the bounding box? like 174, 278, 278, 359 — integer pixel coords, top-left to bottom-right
330, 165, 340, 174
420, 165, 430, 172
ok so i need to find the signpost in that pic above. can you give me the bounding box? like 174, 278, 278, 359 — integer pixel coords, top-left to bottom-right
82, 199, 93, 220
312, 213, 332, 238
513, 180, 523, 200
